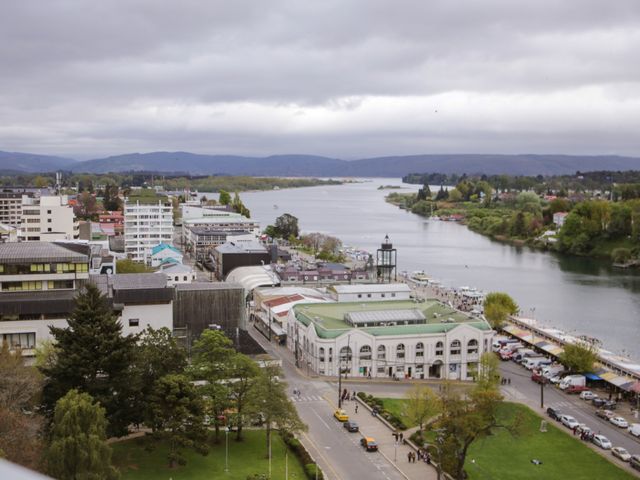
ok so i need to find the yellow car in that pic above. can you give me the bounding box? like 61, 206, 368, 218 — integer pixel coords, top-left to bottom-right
334, 409, 349, 422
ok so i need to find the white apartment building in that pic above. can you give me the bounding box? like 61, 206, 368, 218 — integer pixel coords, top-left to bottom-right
0, 193, 25, 226
124, 196, 174, 263
18, 195, 78, 242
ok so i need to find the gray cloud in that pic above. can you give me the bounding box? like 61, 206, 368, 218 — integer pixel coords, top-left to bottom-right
1, 0, 639, 158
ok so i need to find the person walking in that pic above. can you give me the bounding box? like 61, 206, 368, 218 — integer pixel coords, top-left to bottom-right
355, 404, 358, 414
407, 452, 412, 463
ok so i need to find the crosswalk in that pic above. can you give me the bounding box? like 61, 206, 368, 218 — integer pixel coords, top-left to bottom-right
290, 394, 323, 403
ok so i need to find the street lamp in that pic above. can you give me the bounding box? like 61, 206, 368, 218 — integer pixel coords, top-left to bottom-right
225, 426, 230, 473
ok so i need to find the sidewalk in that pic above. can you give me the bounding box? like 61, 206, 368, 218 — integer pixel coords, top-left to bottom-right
339, 398, 438, 480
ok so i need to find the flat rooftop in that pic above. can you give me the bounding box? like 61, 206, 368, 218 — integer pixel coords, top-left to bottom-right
293, 299, 491, 338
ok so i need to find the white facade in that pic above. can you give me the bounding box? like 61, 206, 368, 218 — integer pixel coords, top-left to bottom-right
0, 193, 24, 226
330, 283, 412, 302
119, 303, 173, 336
18, 196, 79, 241
124, 198, 173, 262
150, 244, 183, 267
162, 263, 197, 286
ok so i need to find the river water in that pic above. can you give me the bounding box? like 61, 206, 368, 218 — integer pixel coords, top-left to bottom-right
241, 178, 640, 358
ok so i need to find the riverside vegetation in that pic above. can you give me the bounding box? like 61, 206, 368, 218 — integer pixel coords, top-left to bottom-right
390, 171, 640, 263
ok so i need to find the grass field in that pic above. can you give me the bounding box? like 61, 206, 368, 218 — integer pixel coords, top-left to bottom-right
111, 430, 308, 480
379, 397, 438, 429
423, 402, 634, 480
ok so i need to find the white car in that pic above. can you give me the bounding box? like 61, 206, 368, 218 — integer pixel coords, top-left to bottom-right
592, 434, 612, 449
579, 391, 597, 401
576, 424, 593, 436
549, 375, 562, 384
610, 417, 629, 428
612, 446, 632, 462
560, 415, 580, 429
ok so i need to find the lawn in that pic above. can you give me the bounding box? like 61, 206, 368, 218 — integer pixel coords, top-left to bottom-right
424, 402, 635, 480
111, 429, 308, 480
380, 397, 440, 429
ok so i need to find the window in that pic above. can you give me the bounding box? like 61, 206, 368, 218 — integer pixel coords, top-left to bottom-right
339, 346, 352, 362
396, 343, 405, 359
47, 228, 52, 232
467, 339, 479, 354
381, 293, 386, 298
47, 218, 52, 223
359, 345, 372, 360
357, 294, 362, 298
47, 210, 52, 214
47, 280, 74, 290
377, 345, 386, 360
329, 347, 333, 362
450, 340, 461, 355
129, 318, 140, 327
391, 293, 396, 297
319, 347, 325, 362
174, 276, 179, 281
2, 332, 36, 349
367, 293, 372, 298
377, 366, 386, 374
415, 342, 424, 357
435, 341, 444, 356
183, 276, 188, 281
2, 281, 42, 291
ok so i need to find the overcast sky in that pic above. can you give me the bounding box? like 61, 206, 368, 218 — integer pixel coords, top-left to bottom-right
1, 0, 640, 159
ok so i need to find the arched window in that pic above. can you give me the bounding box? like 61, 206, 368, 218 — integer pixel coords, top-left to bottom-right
450, 340, 461, 355
467, 339, 479, 354
396, 343, 405, 359
415, 342, 424, 358
377, 345, 386, 360
360, 345, 372, 360
339, 346, 352, 361
319, 347, 325, 362
435, 342, 444, 356
329, 347, 333, 362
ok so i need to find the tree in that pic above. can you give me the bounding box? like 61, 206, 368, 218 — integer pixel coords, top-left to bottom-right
116, 258, 154, 273
231, 192, 251, 218
249, 364, 306, 457
33, 175, 50, 188
102, 184, 122, 211
559, 341, 598, 373
0, 407, 43, 471
228, 353, 260, 441
483, 292, 519, 329
219, 190, 231, 205
474, 352, 501, 392
0, 343, 42, 412
405, 385, 438, 431
189, 330, 236, 443
133, 327, 187, 427
515, 191, 541, 214
612, 247, 632, 264
75, 191, 98, 219
435, 186, 449, 201
47, 389, 119, 480
448, 188, 463, 202
40, 284, 138, 437
274, 213, 300, 239
148, 374, 209, 467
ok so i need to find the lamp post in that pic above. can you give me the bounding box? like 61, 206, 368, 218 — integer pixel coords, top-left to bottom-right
225, 426, 230, 473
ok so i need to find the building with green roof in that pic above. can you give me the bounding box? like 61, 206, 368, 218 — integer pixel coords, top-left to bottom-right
287, 298, 493, 380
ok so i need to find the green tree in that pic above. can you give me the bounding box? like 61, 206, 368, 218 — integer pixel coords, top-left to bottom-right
274, 213, 300, 239
148, 374, 209, 467
474, 352, 501, 392
115, 259, 154, 273
448, 188, 463, 202
250, 364, 306, 457
40, 284, 138, 437
483, 292, 519, 329
47, 389, 119, 480
0, 343, 42, 412
228, 354, 260, 441
612, 247, 632, 264
219, 190, 231, 205
435, 186, 449, 201
405, 385, 438, 431
559, 341, 598, 373
515, 191, 541, 214
511, 211, 526, 237
189, 330, 236, 443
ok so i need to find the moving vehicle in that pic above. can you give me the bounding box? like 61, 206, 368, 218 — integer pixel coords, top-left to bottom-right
628, 424, 640, 438
361, 437, 378, 451
592, 398, 606, 408
559, 374, 586, 390
579, 391, 597, 401
343, 421, 359, 432
592, 434, 612, 450
560, 414, 580, 429
603, 400, 617, 410
596, 409, 615, 420
565, 385, 590, 394
334, 409, 349, 422
612, 447, 632, 462
610, 417, 629, 428
546, 407, 562, 421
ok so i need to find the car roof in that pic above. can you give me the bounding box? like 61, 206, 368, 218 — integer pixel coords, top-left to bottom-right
365, 437, 376, 441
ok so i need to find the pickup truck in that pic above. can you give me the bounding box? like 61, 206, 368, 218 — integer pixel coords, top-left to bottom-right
531, 372, 548, 384
565, 385, 590, 394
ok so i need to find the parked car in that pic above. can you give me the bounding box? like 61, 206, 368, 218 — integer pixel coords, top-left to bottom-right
576, 423, 592, 436
628, 424, 640, 438
549, 375, 562, 384
343, 421, 359, 432
610, 417, 629, 428
531, 372, 547, 384
603, 400, 617, 410
334, 409, 349, 422
630, 455, 640, 471
565, 385, 590, 394
592, 398, 606, 408
596, 409, 615, 420
579, 391, 597, 401
612, 446, 632, 462
546, 407, 562, 421
360, 437, 378, 452
560, 414, 580, 429
592, 435, 612, 449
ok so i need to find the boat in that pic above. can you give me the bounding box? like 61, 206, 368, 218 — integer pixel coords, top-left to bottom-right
273, 204, 278, 209
409, 270, 432, 286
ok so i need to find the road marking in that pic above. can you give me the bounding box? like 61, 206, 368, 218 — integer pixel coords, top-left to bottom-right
310, 406, 332, 430
301, 431, 343, 480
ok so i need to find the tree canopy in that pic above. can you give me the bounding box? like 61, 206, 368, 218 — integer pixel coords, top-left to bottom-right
483, 292, 519, 329
559, 341, 598, 373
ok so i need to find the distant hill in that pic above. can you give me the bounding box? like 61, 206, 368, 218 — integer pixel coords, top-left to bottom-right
0, 150, 77, 173
3, 149, 640, 176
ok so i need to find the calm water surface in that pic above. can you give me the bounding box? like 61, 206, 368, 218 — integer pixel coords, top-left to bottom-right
242, 178, 640, 358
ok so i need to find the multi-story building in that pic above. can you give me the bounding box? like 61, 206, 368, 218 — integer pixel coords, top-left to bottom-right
185, 227, 256, 262
18, 195, 78, 241
287, 297, 493, 380
123, 195, 173, 262
0, 192, 26, 227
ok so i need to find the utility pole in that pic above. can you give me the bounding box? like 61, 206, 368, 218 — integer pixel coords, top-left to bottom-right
540, 381, 545, 409
338, 356, 343, 408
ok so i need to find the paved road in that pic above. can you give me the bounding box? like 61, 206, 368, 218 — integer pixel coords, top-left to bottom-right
249, 327, 406, 480
500, 360, 640, 475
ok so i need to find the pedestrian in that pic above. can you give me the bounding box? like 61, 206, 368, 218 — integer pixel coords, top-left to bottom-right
355, 404, 358, 414
352, 391, 356, 400
407, 452, 411, 463
508, 378, 511, 385
426, 452, 431, 464
399, 432, 404, 442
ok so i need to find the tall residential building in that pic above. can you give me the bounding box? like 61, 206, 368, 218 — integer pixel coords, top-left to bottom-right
124, 195, 173, 263
0, 193, 25, 226
18, 195, 79, 242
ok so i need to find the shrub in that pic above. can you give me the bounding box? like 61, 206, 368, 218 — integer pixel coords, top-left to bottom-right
247, 474, 269, 480
280, 432, 323, 479
304, 463, 324, 480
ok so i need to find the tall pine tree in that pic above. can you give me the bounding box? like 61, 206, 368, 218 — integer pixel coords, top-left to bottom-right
40, 284, 138, 437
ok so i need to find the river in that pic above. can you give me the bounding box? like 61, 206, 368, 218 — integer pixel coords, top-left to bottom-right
241, 178, 640, 358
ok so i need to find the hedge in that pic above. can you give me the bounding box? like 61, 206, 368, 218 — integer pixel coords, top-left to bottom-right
357, 392, 407, 430
280, 431, 324, 480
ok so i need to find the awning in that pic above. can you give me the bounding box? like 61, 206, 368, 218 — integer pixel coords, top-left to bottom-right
584, 373, 602, 381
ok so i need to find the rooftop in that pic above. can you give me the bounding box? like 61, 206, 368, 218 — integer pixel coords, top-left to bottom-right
151, 243, 182, 256
331, 283, 411, 294
215, 241, 267, 254
175, 282, 243, 291
0, 242, 88, 264
293, 299, 491, 338
111, 273, 168, 290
